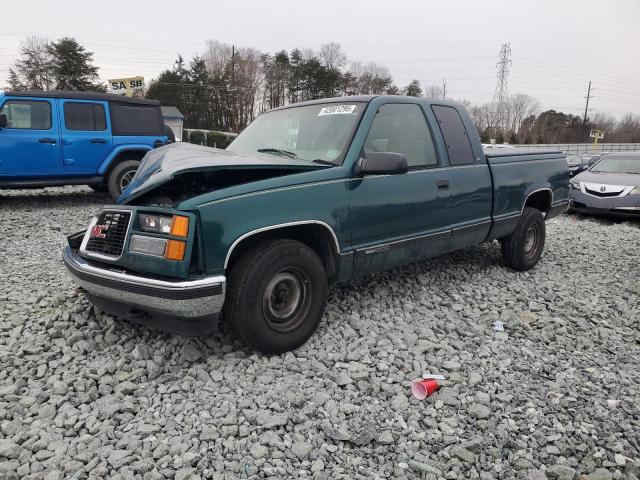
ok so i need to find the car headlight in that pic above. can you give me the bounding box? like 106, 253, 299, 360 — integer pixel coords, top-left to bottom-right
569, 181, 581, 190
139, 213, 189, 237
630, 186, 640, 195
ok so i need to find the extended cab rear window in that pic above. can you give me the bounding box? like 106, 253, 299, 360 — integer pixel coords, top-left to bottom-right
64, 102, 106, 131
431, 105, 475, 166
110, 103, 164, 136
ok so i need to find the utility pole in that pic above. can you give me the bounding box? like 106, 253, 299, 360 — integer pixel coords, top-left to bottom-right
492, 43, 512, 136
583, 81, 592, 125
442, 79, 447, 101
231, 45, 235, 132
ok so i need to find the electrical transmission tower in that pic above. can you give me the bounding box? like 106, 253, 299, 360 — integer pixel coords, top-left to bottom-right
492, 43, 512, 134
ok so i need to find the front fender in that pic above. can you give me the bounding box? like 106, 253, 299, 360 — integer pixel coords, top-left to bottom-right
97, 145, 153, 175
193, 178, 352, 275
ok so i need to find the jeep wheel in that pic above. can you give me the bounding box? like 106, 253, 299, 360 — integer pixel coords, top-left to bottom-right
500, 207, 546, 271
224, 239, 328, 354
107, 160, 140, 200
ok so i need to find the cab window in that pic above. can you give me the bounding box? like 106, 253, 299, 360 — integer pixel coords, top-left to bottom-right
364, 104, 438, 168
0, 100, 52, 130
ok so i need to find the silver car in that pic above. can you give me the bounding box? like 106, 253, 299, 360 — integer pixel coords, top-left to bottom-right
569, 152, 640, 218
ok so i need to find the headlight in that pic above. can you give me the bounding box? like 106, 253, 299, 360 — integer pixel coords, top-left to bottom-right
569, 181, 580, 190
139, 213, 173, 234
139, 213, 189, 237
630, 186, 640, 195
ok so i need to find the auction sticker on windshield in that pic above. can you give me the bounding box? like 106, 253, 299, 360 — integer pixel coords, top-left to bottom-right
318, 105, 357, 116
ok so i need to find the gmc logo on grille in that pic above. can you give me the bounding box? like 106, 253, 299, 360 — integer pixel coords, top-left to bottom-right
90, 225, 108, 238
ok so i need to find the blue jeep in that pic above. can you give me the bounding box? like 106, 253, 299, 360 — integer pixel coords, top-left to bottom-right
0, 91, 167, 199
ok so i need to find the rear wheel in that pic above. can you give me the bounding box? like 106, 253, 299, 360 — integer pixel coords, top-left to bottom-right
224, 239, 328, 354
107, 160, 140, 200
500, 207, 546, 271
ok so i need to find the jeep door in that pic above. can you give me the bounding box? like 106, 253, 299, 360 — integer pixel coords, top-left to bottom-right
349, 102, 452, 275
60, 99, 112, 174
0, 97, 62, 177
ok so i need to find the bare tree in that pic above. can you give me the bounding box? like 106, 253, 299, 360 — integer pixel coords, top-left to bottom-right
203, 40, 233, 77
318, 42, 346, 70
423, 84, 444, 100
592, 112, 617, 137
8, 36, 54, 91
507, 93, 540, 140
615, 114, 640, 142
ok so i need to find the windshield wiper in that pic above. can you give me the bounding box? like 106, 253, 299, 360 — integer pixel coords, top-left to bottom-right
257, 148, 297, 159
311, 159, 337, 166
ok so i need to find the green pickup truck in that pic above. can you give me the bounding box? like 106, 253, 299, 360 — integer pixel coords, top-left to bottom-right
63, 95, 569, 353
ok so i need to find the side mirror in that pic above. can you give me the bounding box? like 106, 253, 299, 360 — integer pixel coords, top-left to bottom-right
0, 114, 7, 129
356, 152, 408, 176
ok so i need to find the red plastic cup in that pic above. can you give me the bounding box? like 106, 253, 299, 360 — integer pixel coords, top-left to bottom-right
412, 379, 440, 400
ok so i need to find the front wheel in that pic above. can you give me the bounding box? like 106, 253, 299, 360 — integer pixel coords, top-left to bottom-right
107, 160, 140, 200
500, 207, 546, 271
224, 239, 328, 354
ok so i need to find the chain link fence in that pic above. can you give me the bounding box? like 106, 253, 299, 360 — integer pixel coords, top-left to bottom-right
509, 143, 640, 154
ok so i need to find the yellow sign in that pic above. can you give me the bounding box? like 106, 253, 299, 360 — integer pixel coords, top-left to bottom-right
108, 77, 145, 98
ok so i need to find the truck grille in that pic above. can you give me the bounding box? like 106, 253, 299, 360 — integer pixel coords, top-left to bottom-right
85, 211, 131, 257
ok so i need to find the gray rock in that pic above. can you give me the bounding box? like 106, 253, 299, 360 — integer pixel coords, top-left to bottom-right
291, 441, 312, 459
468, 403, 491, 419
0, 440, 21, 459
587, 468, 613, 480
546, 464, 575, 480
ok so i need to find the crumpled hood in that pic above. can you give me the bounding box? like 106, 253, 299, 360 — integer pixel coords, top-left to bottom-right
573, 169, 640, 187
118, 142, 326, 204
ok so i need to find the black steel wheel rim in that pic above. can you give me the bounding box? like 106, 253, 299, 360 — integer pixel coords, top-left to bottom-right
262, 267, 311, 333
524, 223, 540, 258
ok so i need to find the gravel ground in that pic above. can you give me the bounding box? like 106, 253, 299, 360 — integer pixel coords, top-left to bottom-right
0, 186, 639, 480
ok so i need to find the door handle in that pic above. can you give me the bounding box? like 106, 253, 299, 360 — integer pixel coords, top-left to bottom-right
90, 138, 107, 144
38, 138, 57, 144
153, 140, 164, 148
437, 179, 450, 190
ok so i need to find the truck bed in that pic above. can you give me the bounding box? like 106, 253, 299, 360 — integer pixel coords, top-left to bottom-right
485, 149, 570, 239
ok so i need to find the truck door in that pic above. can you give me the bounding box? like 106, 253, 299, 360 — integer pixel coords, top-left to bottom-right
60, 99, 112, 174
0, 98, 62, 177
350, 103, 451, 275
431, 105, 492, 250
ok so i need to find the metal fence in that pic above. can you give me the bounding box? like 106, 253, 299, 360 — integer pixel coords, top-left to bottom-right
508, 143, 640, 154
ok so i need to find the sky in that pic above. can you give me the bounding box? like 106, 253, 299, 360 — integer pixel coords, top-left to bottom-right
1, 0, 639, 118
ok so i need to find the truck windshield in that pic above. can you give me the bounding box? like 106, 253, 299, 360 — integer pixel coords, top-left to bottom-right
590, 156, 640, 175
228, 102, 366, 164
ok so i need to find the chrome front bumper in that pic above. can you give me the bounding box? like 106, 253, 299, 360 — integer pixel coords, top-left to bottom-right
63, 246, 225, 320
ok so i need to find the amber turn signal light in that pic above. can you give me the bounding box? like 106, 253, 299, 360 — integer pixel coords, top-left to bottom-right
165, 240, 186, 261
170, 215, 189, 237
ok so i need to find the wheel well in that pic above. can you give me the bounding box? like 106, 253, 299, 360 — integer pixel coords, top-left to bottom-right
226, 224, 339, 279
103, 150, 148, 178
524, 189, 552, 214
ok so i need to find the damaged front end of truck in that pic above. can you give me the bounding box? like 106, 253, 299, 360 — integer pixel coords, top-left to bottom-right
63, 142, 332, 334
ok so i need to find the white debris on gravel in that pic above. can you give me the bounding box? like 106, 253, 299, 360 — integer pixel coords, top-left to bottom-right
1, 186, 639, 480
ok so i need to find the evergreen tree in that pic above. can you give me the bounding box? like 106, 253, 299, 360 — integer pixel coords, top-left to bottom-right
47, 37, 105, 91
403, 79, 422, 97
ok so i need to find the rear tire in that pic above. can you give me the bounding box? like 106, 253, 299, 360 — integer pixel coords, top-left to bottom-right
107, 160, 140, 200
224, 239, 328, 354
500, 207, 545, 271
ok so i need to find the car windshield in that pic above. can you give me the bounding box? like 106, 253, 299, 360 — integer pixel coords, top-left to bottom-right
590, 156, 640, 174
227, 102, 366, 164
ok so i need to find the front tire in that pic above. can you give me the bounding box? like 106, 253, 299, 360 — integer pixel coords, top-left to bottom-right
500, 207, 546, 271
107, 160, 140, 200
224, 239, 328, 354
